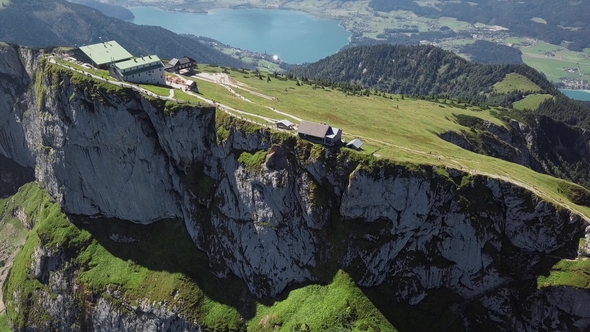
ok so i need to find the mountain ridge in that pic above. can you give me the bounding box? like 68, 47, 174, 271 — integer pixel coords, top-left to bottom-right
290, 44, 557, 106
368, 0, 590, 51
0, 0, 248, 68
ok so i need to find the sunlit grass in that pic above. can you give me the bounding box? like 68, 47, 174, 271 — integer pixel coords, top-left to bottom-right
513, 94, 552, 110
249, 270, 395, 331
138, 84, 170, 96
194, 64, 590, 220
538, 259, 590, 289
494, 73, 542, 93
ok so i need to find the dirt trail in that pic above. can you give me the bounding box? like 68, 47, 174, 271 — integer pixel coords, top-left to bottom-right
181, 89, 277, 124
194, 72, 276, 100
266, 107, 302, 122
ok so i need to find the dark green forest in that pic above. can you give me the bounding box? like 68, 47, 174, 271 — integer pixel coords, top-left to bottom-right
537, 95, 590, 130
460, 40, 523, 65
368, 0, 590, 51
290, 44, 555, 107
346, 32, 526, 66
68, 0, 135, 21
0, 0, 248, 68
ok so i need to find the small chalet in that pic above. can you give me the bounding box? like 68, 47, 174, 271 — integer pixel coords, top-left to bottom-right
276, 119, 294, 130
346, 138, 364, 150
164, 56, 197, 73
297, 121, 342, 146
185, 80, 198, 92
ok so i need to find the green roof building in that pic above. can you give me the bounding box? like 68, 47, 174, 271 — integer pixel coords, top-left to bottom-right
72, 41, 133, 69
110, 55, 165, 85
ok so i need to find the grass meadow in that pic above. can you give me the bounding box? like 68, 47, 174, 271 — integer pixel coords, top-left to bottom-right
513, 94, 552, 110
493, 73, 542, 93
193, 64, 590, 221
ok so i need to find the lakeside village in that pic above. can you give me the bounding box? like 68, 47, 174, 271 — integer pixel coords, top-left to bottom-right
62, 40, 364, 150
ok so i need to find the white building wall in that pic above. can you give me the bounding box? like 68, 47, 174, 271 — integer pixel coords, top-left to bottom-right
122, 67, 165, 85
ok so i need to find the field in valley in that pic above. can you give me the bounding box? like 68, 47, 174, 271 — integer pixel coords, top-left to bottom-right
105, 0, 590, 87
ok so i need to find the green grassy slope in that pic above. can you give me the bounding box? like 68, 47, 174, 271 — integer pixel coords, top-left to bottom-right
0, 183, 39, 321
0, 313, 9, 332
538, 259, 590, 289
493, 73, 542, 93
3, 183, 395, 331
513, 94, 552, 110
193, 64, 590, 221
2, 184, 68, 330
249, 271, 394, 331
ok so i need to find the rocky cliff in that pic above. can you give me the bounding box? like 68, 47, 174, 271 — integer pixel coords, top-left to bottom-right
2, 44, 590, 331
440, 113, 590, 194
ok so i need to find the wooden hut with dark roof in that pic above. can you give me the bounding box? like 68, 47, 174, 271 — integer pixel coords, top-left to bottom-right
164, 56, 197, 73
297, 121, 342, 146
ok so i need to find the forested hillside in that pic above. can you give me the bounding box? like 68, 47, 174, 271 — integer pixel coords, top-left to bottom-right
67, 0, 134, 21
459, 40, 523, 65
537, 95, 590, 130
0, 0, 247, 68
369, 0, 590, 51
290, 44, 555, 106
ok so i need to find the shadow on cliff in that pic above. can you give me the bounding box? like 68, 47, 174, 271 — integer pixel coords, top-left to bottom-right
68, 213, 584, 331
70, 216, 255, 319
0, 154, 34, 198
356, 246, 578, 332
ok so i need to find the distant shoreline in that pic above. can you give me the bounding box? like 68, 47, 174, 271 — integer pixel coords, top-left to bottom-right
124, 3, 353, 38
559, 88, 590, 102
560, 88, 590, 93
127, 5, 351, 64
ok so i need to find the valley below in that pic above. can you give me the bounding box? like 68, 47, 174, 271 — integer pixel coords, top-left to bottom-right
106, 0, 590, 91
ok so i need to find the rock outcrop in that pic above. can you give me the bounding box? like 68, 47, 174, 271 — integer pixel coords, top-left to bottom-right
17, 245, 201, 332
440, 114, 590, 192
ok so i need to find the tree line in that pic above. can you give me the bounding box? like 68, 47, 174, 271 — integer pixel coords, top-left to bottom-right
368, 0, 590, 51
290, 44, 556, 107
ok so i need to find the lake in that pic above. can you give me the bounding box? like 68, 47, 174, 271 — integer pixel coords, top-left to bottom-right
129, 7, 351, 64
560, 89, 590, 101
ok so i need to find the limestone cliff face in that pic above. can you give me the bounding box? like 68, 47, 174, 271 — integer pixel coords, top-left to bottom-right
20, 246, 201, 332
1, 44, 590, 331
0, 45, 38, 168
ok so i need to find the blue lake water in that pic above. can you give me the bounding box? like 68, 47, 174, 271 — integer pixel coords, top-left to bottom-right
129, 7, 351, 64
560, 89, 590, 101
